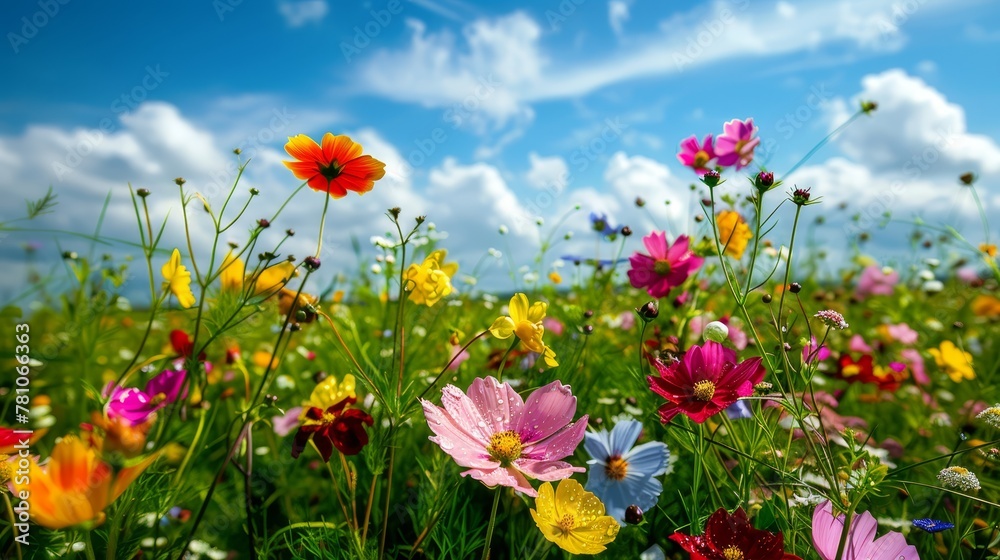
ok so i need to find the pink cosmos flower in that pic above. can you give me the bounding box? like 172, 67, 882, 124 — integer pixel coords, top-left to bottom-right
849, 335, 873, 354
677, 134, 717, 175
812, 501, 919, 560
803, 336, 831, 364
103, 369, 187, 425
715, 118, 761, 170
421, 376, 587, 497
856, 266, 899, 298
900, 348, 929, 385
542, 316, 565, 337
886, 323, 918, 345
628, 232, 704, 299
446, 344, 471, 371
273, 406, 302, 437
648, 341, 765, 424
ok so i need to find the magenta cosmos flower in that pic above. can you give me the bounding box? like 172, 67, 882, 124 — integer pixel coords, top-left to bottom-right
421, 376, 587, 497
103, 369, 187, 425
716, 118, 760, 170
812, 501, 919, 560
648, 341, 765, 424
628, 232, 704, 299
677, 134, 716, 175
856, 265, 899, 299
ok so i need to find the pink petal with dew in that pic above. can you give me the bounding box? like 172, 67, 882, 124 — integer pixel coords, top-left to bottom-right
515, 458, 585, 481
465, 376, 523, 435
464, 465, 536, 496
522, 416, 588, 461
422, 399, 495, 470
439, 384, 494, 442
516, 380, 578, 444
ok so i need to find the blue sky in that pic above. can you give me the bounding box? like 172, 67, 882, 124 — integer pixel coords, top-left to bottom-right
2, 0, 999, 300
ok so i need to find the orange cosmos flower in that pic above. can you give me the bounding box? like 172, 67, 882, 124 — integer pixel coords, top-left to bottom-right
13, 435, 157, 529
283, 133, 387, 198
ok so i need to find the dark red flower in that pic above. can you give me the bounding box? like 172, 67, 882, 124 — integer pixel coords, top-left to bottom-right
670, 507, 801, 560
170, 329, 206, 362
291, 396, 374, 461
648, 341, 765, 424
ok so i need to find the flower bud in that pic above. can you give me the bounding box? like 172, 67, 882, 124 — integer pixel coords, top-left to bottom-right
174, 177, 186, 187
304, 256, 321, 271
637, 301, 659, 321
621, 226, 632, 237
258, 218, 270, 228
635, 197, 646, 207
701, 170, 721, 187
755, 171, 774, 190
703, 321, 729, 343
136, 188, 150, 198
624, 505, 644, 525
959, 172, 976, 186
792, 188, 811, 206
789, 282, 802, 293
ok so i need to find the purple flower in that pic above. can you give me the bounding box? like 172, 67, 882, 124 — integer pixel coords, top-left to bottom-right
104, 369, 187, 425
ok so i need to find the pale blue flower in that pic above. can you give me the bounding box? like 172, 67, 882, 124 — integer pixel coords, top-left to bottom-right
584, 419, 669, 525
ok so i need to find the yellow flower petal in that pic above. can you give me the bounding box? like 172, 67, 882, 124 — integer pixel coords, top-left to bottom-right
508, 293, 529, 323
530, 479, 618, 556
306, 374, 357, 410
251, 261, 297, 296
489, 316, 516, 339
219, 250, 245, 292
161, 248, 196, 308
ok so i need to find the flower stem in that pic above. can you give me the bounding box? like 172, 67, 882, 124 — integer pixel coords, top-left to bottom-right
481, 489, 502, 560
315, 192, 331, 258
495, 338, 519, 382
83, 530, 96, 560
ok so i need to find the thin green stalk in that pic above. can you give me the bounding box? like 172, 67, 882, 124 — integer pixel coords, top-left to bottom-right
481, 489, 502, 560
784, 110, 863, 179
495, 338, 520, 382
82, 530, 96, 560
315, 191, 331, 258
2, 493, 22, 560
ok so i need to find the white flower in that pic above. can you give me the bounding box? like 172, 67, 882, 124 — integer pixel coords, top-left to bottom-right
922, 280, 944, 293
370, 264, 383, 275
937, 466, 980, 491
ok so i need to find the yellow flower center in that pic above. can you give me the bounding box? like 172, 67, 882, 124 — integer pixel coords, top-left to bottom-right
556, 514, 575, 534
734, 139, 747, 154
605, 456, 629, 481
514, 321, 538, 343
693, 150, 710, 168
0, 455, 10, 485
487, 430, 523, 466
653, 260, 672, 276
950, 467, 970, 476
693, 380, 716, 401
723, 546, 744, 560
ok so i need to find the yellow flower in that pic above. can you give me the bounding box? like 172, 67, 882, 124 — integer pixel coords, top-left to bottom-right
404, 249, 458, 306
219, 250, 245, 292
13, 436, 157, 529
929, 340, 975, 382
303, 374, 357, 411
249, 261, 298, 297
980, 243, 997, 258
548, 271, 563, 284
489, 293, 558, 367
530, 479, 620, 555
161, 248, 196, 308
716, 210, 753, 259
971, 295, 1000, 318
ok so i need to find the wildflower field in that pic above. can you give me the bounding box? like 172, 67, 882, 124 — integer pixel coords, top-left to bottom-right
1, 108, 999, 560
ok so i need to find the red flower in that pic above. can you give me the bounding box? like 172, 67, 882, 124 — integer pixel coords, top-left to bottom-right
291, 396, 374, 461
670, 507, 801, 560
648, 341, 765, 424
837, 354, 907, 391
170, 329, 206, 362
283, 133, 387, 198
